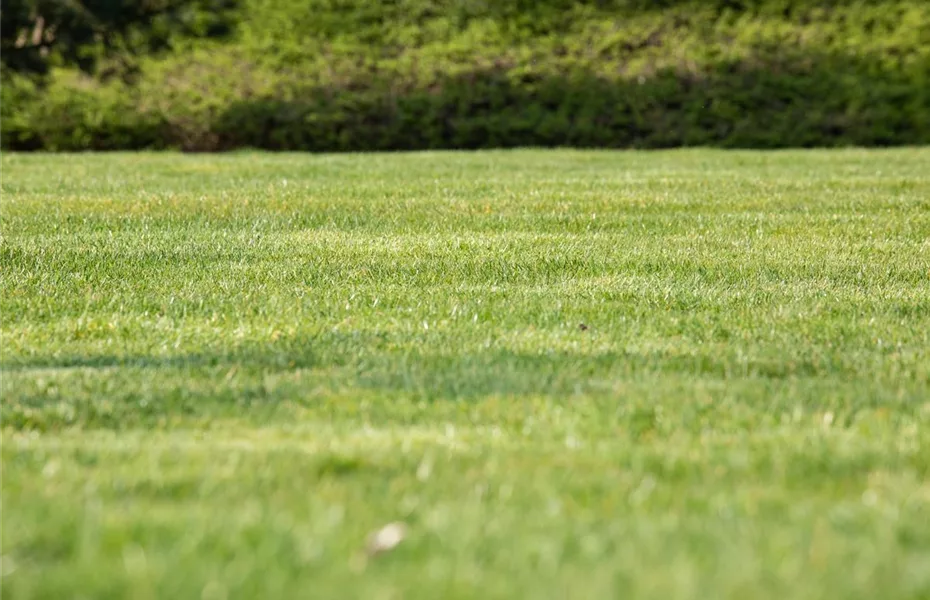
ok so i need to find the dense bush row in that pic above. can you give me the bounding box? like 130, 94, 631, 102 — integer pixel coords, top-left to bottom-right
3, 0, 928, 150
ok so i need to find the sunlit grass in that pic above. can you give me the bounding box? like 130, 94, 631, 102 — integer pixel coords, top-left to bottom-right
2, 149, 929, 599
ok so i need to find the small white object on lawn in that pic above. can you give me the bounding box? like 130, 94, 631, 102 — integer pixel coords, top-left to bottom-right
366, 522, 407, 557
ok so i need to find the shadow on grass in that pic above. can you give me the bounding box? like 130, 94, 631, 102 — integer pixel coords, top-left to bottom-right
3, 323, 839, 382
4, 327, 920, 431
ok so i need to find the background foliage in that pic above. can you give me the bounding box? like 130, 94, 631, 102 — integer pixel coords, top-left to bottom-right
2, 0, 928, 150
0, 0, 237, 75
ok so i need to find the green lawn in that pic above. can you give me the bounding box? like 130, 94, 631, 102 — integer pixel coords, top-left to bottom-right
2, 149, 929, 599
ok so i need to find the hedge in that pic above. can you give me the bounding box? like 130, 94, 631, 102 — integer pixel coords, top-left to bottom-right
3, 0, 928, 150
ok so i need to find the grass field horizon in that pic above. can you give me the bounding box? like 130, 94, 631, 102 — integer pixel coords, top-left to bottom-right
2, 149, 929, 598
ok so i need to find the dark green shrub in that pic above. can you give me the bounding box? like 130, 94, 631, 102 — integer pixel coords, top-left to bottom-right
3, 0, 928, 150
